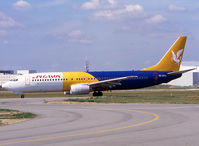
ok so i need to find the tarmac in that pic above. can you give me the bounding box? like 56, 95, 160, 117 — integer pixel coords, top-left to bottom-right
0, 97, 199, 146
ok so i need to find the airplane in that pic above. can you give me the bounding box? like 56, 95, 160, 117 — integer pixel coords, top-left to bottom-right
2, 36, 194, 98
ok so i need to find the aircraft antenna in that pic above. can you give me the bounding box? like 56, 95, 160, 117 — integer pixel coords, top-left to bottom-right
85, 59, 89, 72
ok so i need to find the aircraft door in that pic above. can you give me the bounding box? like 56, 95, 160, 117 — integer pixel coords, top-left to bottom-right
25, 75, 30, 86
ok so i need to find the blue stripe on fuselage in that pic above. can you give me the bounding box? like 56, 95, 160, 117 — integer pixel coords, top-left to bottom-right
88, 71, 181, 90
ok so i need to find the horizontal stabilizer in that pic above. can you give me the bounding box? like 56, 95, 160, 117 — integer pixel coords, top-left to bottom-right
167, 68, 196, 76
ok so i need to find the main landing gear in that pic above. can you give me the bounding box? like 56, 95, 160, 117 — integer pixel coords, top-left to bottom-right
21, 95, 24, 98
93, 91, 103, 96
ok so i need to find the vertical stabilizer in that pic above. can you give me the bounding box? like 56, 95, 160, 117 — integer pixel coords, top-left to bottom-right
142, 36, 187, 71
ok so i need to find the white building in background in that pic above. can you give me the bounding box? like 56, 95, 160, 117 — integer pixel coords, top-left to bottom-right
17, 70, 36, 75
168, 65, 199, 86
0, 73, 17, 86
0, 70, 37, 86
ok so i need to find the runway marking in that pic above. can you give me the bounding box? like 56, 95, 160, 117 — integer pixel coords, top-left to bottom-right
0, 109, 159, 146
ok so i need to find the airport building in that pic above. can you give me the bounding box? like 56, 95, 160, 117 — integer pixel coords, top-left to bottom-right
17, 70, 37, 75
168, 65, 199, 86
0, 70, 37, 86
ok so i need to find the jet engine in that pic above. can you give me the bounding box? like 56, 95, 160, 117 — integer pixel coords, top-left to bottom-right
70, 84, 90, 95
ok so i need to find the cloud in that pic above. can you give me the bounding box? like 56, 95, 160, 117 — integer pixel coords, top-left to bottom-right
0, 30, 7, 36
168, 5, 186, 11
81, 0, 117, 10
81, 0, 99, 10
0, 12, 23, 39
107, 0, 116, 5
81, 1, 168, 37
93, 4, 145, 20
81, 0, 167, 27
68, 30, 82, 37
12, 0, 32, 11
79, 39, 92, 44
3, 40, 8, 45
81, 0, 145, 20
146, 14, 167, 24
51, 30, 92, 44
0, 12, 22, 28
39, 0, 68, 8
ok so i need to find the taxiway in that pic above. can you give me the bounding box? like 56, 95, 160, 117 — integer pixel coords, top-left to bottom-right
0, 98, 199, 146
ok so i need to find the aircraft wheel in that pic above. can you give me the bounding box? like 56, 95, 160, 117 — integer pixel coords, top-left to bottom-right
21, 95, 24, 98
98, 91, 103, 96
93, 92, 98, 96
93, 91, 103, 96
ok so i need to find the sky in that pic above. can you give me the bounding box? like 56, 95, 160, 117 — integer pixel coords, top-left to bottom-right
0, 0, 199, 72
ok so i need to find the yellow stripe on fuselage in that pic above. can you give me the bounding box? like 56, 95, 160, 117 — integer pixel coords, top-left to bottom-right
62, 72, 98, 91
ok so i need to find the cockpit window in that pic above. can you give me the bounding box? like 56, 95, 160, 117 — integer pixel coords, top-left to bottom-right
10, 79, 18, 81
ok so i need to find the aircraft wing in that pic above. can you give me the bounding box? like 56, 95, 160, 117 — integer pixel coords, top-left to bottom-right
88, 76, 138, 91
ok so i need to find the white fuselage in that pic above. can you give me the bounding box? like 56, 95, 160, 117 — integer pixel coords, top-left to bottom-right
2, 72, 63, 94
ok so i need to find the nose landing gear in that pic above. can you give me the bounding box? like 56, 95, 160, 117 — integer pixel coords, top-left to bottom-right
21, 95, 24, 98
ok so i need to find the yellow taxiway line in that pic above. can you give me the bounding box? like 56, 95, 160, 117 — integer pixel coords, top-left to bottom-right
0, 109, 159, 146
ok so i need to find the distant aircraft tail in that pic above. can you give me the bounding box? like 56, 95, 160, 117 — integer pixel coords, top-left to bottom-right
142, 36, 187, 71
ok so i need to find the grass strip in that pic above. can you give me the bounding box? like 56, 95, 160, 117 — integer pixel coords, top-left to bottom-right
0, 112, 36, 119
0, 109, 36, 119
0, 109, 15, 112
1, 90, 199, 104
65, 90, 199, 104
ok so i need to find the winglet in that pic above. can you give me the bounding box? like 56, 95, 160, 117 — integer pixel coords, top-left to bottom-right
141, 36, 187, 71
